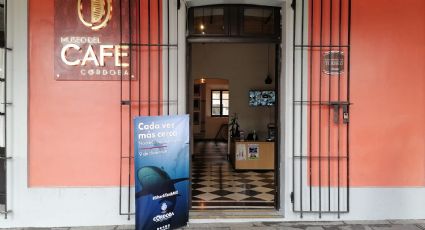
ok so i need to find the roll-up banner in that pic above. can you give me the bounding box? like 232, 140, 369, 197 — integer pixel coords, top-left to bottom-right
134, 115, 190, 230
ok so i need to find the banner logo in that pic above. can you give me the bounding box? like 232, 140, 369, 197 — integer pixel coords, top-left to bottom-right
152, 212, 175, 223
161, 203, 168, 214
77, 0, 113, 31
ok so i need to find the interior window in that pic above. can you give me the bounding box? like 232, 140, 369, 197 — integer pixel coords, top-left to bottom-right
211, 90, 229, 117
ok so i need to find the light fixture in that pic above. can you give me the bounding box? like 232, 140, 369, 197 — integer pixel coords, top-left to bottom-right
265, 45, 273, 85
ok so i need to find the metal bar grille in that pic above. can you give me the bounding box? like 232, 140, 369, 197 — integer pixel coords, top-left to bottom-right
118, 0, 181, 218
291, 0, 351, 218
0, 0, 11, 219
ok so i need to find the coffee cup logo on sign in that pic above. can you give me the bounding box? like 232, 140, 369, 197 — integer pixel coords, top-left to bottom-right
77, 0, 113, 31
55, 0, 135, 80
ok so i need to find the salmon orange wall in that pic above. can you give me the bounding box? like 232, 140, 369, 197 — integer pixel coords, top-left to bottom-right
350, 0, 425, 186
28, 0, 425, 187
28, 0, 162, 187
307, 0, 424, 187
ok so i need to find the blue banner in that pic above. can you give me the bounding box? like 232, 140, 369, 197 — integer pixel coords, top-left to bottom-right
134, 115, 190, 230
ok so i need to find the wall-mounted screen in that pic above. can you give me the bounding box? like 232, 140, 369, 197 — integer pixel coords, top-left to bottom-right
249, 90, 276, 106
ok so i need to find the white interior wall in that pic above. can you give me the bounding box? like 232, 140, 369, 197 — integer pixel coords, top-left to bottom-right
191, 43, 276, 140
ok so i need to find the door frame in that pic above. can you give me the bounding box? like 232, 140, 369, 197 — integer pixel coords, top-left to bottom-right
186, 41, 283, 211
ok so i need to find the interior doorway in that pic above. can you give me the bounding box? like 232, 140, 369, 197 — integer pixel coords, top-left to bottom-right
192, 78, 229, 141
188, 43, 280, 210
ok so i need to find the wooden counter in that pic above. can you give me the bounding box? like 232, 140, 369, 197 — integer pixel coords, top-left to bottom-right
230, 141, 275, 170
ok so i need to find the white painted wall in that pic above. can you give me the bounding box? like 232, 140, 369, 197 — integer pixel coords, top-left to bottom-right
0, 48, 5, 149
162, 0, 187, 115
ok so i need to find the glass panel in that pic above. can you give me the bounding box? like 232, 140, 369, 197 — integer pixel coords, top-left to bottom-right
212, 107, 221, 116
194, 84, 200, 96
222, 107, 229, 116
222, 91, 229, 99
243, 8, 274, 34
212, 99, 221, 106
212, 91, 221, 99
222, 99, 229, 107
194, 7, 225, 35
193, 112, 200, 125
193, 99, 200, 110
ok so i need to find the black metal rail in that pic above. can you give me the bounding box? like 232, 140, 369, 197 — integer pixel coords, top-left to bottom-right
118, 0, 180, 219
291, 0, 351, 218
0, 0, 10, 219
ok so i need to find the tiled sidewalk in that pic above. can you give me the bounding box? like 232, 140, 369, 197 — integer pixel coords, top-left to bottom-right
5, 219, 425, 230
184, 220, 425, 230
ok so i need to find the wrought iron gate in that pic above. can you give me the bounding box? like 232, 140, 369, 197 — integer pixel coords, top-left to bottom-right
0, 0, 10, 219
118, 0, 182, 219
291, 0, 351, 218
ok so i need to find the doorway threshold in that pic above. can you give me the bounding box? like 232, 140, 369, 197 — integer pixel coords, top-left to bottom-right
189, 209, 284, 220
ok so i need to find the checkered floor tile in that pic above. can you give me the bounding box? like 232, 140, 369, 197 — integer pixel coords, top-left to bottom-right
191, 141, 275, 209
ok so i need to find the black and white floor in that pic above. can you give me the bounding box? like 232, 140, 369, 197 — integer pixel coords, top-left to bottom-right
191, 141, 275, 210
